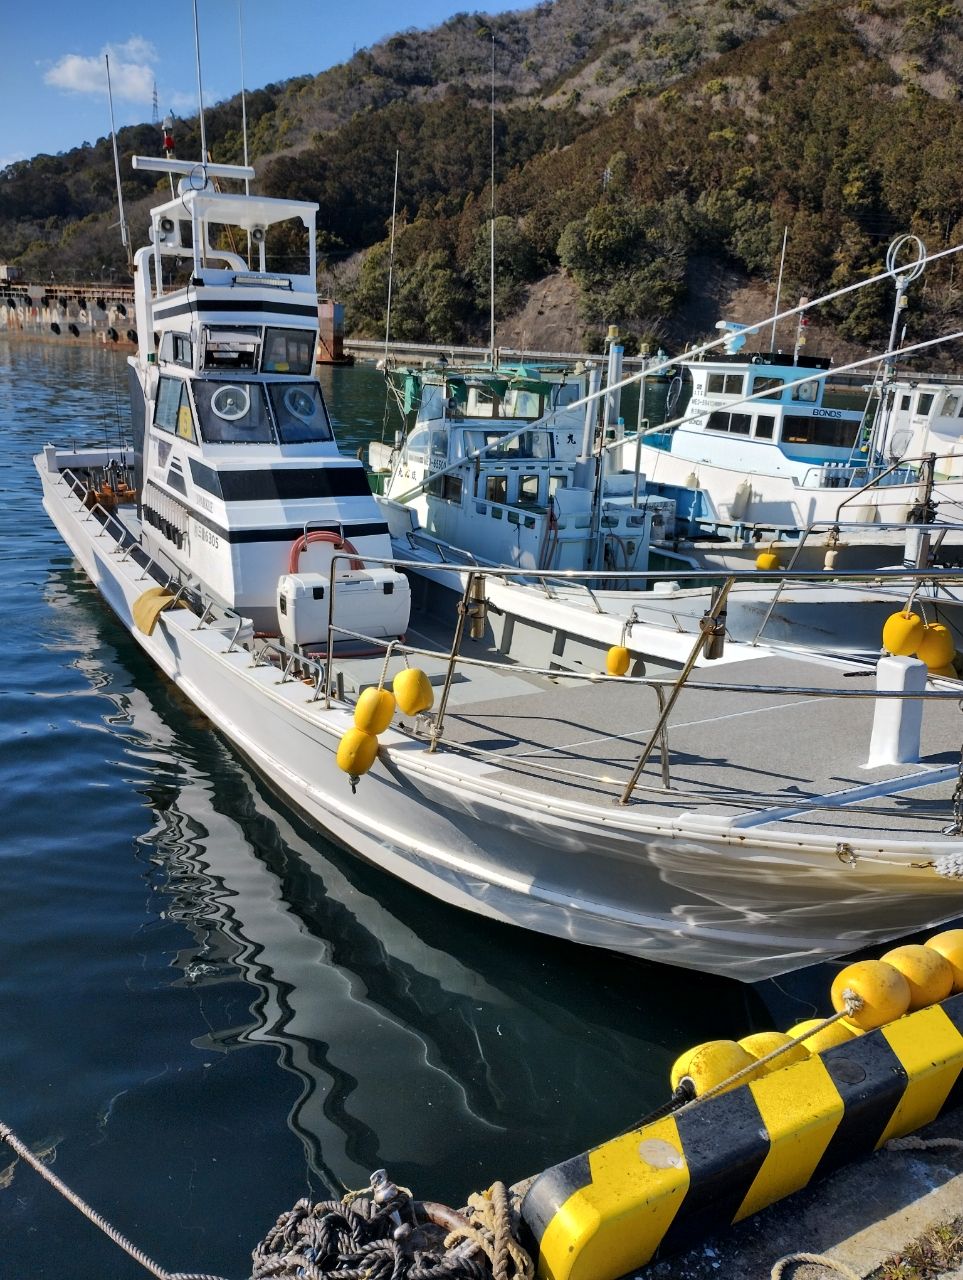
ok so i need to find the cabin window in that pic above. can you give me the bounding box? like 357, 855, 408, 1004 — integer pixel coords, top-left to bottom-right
491, 430, 551, 460
548, 474, 568, 498
782, 413, 859, 449
486, 475, 508, 504
193, 380, 274, 443
466, 387, 499, 417
752, 376, 783, 400
916, 392, 935, 416
504, 389, 543, 418
441, 475, 462, 503
900, 394, 911, 410
708, 410, 750, 433
941, 393, 960, 417
754, 415, 775, 440
406, 427, 430, 457
430, 427, 449, 465
154, 376, 194, 442
202, 326, 260, 370
158, 332, 193, 368
267, 381, 333, 443
262, 327, 315, 375
518, 475, 541, 505
791, 380, 819, 402
550, 382, 582, 408
707, 373, 745, 394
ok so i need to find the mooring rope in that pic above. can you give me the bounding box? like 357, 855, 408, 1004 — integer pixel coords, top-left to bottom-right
0, 1122, 231, 1280
252, 1171, 533, 1280
770, 1252, 863, 1280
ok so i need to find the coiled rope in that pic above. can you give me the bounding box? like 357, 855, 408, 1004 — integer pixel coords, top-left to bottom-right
252, 1170, 533, 1280
0, 1121, 230, 1280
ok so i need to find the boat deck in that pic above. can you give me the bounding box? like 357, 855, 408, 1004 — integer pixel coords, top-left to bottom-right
360, 639, 963, 842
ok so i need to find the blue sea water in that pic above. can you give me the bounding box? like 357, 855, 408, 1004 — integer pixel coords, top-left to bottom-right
0, 336, 831, 1278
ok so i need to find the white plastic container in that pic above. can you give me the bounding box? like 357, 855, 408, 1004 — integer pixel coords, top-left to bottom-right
277, 569, 411, 646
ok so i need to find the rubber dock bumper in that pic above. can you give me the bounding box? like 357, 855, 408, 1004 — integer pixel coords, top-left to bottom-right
521, 993, 963, 1280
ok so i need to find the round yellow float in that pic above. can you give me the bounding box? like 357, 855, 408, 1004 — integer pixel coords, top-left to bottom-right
830, 959, 911, 1030
786, 1018, 860, 1054
670, 1039, 759, 1096
393, 668, 434, 716
925, 929, 963, 991
916, 623, 956, 671
881, 943, 954, 1009
755, 550, 781, 572
606, 645, 631, 677
881, 610, 924, 657
353, 686, 396, 735
336, 728, 379, 777
737, 1030, 810, 1072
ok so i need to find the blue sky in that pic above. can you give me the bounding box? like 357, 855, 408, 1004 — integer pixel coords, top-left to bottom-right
2, 1, 521, 169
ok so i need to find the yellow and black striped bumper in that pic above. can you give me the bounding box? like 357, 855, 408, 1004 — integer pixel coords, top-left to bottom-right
521, 995, 963, 1280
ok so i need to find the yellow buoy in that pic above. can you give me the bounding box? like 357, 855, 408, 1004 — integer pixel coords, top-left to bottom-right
737, 1030, 810, 1072
353, 686, 396, 735
671, 1039, 759, 1096
926, 930, 963, 991
392, 668, 434, 716
755, 550, 781, 572
335, 728, 379, 778
786, 1018, 860, 1054
881, 610, 924, 657
881, 943, 954, 1009
830, 959, 911, 1030
606, 645, 631, 677
916, 623, 956, 671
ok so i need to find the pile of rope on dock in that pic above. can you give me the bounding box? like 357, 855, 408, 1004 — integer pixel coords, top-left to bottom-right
253, 1171, 533, 1280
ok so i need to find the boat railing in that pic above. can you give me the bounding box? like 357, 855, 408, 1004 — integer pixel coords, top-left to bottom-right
321, 555, 963, 806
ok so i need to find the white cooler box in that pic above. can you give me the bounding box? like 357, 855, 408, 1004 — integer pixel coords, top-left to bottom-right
277, 568, 411, 646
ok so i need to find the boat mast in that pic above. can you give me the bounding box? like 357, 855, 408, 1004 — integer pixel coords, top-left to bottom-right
192, 0, 208, 173
770, 226, 787, 353
104, 54, 131, 269
238, 0, 250, 196
489, 32, 496, 370
384, 149, 400, 368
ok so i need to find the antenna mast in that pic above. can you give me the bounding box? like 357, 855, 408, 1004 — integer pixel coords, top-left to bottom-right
192, 0, 208, 168
238, 0, 250, 195
105, 54, 131, 268
489, 31, 496, 369
384, 149, 400, 367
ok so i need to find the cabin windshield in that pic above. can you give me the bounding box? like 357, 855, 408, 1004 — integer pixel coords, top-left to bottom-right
503, 388, 543, 418
192, 380, 274, 444
466, 429, 553, 459
267, 382, 333, 443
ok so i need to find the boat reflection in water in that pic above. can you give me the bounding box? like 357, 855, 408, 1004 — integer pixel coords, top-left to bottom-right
59, 567, 768, 1201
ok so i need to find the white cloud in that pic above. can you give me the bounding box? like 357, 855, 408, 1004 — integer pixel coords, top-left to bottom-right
43, 37, 159, 104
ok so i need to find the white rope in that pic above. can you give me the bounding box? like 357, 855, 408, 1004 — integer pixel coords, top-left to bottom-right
770, 1252, 863, 1280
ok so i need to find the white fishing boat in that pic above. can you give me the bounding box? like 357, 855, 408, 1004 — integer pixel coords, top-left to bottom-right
34, 151, 963, 982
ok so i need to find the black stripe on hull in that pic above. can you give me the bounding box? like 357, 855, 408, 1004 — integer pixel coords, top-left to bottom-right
153, 298, 317, 320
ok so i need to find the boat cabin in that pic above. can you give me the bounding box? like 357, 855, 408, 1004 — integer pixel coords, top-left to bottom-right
127, 160, 399, 634
877, 378, 963, 478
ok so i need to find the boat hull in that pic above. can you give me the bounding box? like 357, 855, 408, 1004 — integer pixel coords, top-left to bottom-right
37, 453, 963, 981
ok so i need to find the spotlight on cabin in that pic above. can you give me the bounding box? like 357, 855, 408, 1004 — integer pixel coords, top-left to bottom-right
251, 226, 266, 244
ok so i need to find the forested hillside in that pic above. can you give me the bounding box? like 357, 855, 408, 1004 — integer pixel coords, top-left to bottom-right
4, 0, 963, 358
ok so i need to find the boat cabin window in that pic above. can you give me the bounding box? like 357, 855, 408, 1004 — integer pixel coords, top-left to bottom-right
548, 474, 568, 498
518, 475, 541, 505
941, 393, 960, 417
916, 392, 935, 416
791, 380, 819, 402
263, 327, 315, 375
466, 386, 499, 417
752, 375, 783, 400
158, 331, 194, 368
754, 414, 775, 440
550, 382, 582, 408
202, 326, 260, 370
900, 394, 911, 410
491, 430, 551, 459
154, 376, 196, 442
486, 475, 508, 504
193, 380, 274, 444
428, 474, 463, 503
707, 373, 745, 395
406, 426, 430, 457
706, 410, 750, 435
782, 413, 859, 449
504, 389, 543, 418
430, 427, 449, 466
267, 382, 333, 443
